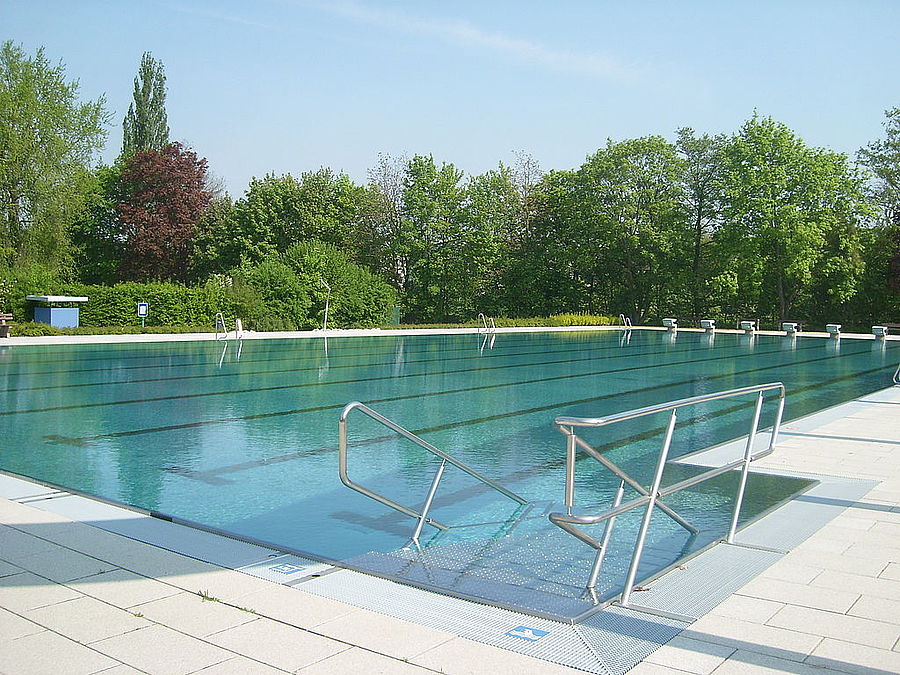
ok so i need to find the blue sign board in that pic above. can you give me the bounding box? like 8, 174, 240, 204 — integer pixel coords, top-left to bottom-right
505, 626, 549, 642
137, 302, 149, 318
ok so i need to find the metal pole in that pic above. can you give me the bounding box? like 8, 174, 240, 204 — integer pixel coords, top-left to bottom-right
320, 279, 331, 331
727, 391, 765, 543
768, 391, 786, 451
565, 427, 577, 515
621, 409, 677, 607
410, 460, 447, 547
587, 480, 624, 590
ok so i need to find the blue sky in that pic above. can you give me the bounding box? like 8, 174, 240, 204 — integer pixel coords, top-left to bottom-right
5, 0, 899, 195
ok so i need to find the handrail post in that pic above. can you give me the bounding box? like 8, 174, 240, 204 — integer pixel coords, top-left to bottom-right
586, 480, 624, 590
768, 388, 785, 451
621, 408, 678, 607
564, 427, 577, 515
410, 460, 447, 547
727, 390, 765, 543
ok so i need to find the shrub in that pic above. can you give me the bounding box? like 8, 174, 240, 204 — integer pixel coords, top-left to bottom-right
231, 259, 312, 331
11, 321, 64, 337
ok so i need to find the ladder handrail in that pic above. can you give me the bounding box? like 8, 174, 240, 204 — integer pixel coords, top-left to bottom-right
476, 313, 496, 334
894, 362, 899, 385
619, 314, 632, 328
339, 402, 528, 545
551, 381, 786, 606
214, 312, 228, 340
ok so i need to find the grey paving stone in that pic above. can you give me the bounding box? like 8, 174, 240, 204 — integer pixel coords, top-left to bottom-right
91, 624, 233, 675
25, 595, 151, 644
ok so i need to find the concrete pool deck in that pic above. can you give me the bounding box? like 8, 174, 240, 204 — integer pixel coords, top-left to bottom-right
1, 329, 899, 673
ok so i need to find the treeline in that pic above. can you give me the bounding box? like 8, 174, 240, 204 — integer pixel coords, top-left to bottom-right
2, 42, 898, 329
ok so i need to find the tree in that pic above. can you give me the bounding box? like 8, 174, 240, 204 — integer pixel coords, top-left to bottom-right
676, 128, 725, 320
568, 137, 688, 322
401, 155, 468, 321
858, 107, 900, 290
0, 41, 108, 271
717, 115, 867, 322
118, 142, 211, 281
122, 52, 169, 156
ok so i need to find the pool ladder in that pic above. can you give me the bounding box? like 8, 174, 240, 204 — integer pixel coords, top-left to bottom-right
551, 381, 786, 617
214, 312, 244, 341
477, 313, 496, 335
338, 402, 528, 548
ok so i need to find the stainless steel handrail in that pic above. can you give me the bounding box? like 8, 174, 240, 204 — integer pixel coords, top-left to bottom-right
339, 402, 528, 547
477, 313, 496, 334
894, 362, 899, 385
619, 314, 632, 328
551, 381, 786, 608
214, 312, 228, 340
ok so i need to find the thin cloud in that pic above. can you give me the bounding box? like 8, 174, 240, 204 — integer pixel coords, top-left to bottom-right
309, 1, 642, 82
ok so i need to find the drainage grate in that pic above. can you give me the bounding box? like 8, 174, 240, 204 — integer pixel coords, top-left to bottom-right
236, 554, 333, 583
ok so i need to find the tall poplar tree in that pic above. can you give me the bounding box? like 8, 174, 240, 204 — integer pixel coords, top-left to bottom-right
122, 52, 169, 156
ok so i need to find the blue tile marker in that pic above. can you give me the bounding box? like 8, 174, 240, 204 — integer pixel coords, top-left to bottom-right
505, 626, 549, 642
269, 563, 306, 575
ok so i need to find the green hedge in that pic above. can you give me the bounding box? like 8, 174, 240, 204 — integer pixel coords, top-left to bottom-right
58, 282, 231, 327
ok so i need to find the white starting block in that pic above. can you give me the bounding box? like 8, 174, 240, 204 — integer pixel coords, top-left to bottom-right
700, 319, 716, 331
782, 322, 799, 334
872, 325, 889, 339
826, 323, 841, 337
662, 318, 677, 330
740, 320, 755, 333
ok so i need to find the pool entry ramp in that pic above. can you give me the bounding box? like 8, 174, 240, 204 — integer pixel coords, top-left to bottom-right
337, 382, 790, 624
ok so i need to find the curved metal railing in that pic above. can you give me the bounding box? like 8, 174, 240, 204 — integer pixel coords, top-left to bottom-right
339, 402, 528, 547
551, 382, 786, 608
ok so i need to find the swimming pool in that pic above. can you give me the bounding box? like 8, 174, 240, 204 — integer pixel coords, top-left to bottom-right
1, 330, 897, 618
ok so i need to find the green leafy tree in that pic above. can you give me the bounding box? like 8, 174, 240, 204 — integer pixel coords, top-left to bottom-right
677, 128, 725, 321
122, 52, 169, 156
0, 41, 108, 271
717, 115, 867, 323
568, 136, 688, 322
401, 155, 468, 321
70, 163, 126, 284
858, 107, 900, 291
224, 170, 361, 265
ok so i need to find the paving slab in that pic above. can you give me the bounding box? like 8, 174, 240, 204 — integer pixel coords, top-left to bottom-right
0, 607, 45, 642
67, 568, 181, 609
206, 617, 349, 672
767, 604, 900, 650
298, 647, 432, 674
1, 629, 120, 675
0, 571, 82, 612
24, 595, 151, 644
736, 577, 859, 613
642, 635, 735, 674
313, 607, 456, 660
228, 583, 358, 629
130, 591, 257, 638
91, 624, 234, 675
807, 637, 900, 674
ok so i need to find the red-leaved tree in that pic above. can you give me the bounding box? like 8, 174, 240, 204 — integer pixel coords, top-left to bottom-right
118, 142, 211, 280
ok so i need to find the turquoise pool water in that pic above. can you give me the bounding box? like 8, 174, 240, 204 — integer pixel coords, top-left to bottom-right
1, 330, 897, 617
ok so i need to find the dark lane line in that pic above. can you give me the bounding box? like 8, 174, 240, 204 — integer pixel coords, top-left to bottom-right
3, 339, 834, 416
3, 331, 604, 375
4, 333, 655, 392
177, 360, 892, 484
40, 342, 885, 447
0, 331, 601, 368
